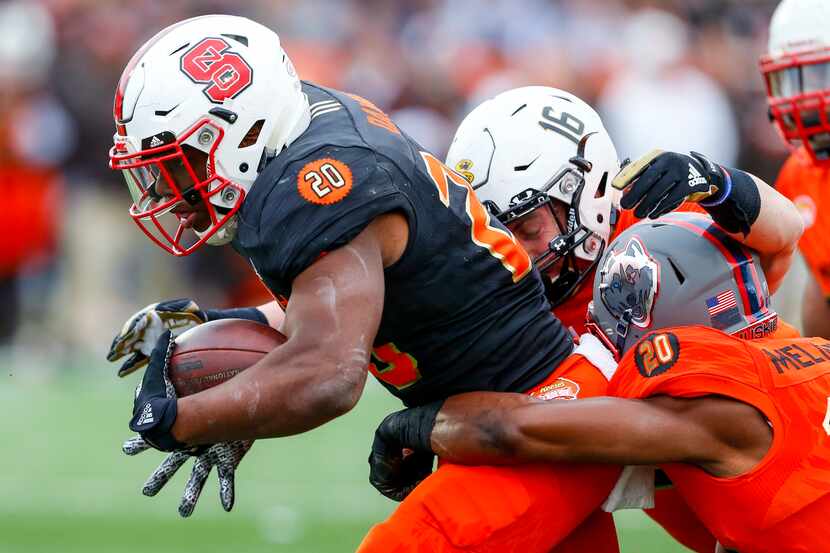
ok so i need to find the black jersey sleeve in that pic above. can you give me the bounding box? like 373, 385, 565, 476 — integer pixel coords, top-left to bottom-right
252, 146, 415, 284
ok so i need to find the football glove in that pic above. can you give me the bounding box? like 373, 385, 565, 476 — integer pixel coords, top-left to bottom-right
613, 150, 726, 219
128, 330, 184, 452
368, 401, 442, 501
108, 299, 207, 377
108, 299, 270, 377
124, 436, 253, 517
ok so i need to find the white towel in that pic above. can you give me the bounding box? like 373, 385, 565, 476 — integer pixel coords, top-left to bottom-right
601, 465, 657, 512
573, 333, 618, 381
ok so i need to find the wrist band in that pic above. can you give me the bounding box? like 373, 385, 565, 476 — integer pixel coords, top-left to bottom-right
702, 167, 761, 235
204, 306, 268, 325
699, 167, 733, 207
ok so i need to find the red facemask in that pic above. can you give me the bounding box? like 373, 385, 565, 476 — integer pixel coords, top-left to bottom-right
109, 118, 245, 256
761, 46, 830, 165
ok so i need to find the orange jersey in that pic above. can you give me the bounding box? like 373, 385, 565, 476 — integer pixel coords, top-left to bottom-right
552, 204, 707, 333
775, 148, 830, 297
609, 326, 830, 553
360, 350, 622, 553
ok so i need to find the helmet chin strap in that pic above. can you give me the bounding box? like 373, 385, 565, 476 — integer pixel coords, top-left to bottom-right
195, 213, 238, 246
537, 192, 605, 308
614, 309, 634, 355
542, 240, 604, 308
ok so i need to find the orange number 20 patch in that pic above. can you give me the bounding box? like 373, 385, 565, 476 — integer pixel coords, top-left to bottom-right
635, 332, 680, 378
297, 158, 353, 205
420, 151, 532, 282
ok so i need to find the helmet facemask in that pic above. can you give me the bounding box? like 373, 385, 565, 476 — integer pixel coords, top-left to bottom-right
761, 46, 830, 164
491, 155, 609, 307
109, 118, 245, 256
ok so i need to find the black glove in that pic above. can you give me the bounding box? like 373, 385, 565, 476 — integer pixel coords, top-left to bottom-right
368, 401, 443, 501
128, 330, 185, 452
613, 150, 725, 219
613, 149, 761, 235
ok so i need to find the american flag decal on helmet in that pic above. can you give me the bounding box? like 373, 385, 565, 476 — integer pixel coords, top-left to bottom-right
706, 290, 742, 330
706, 290, 737, 316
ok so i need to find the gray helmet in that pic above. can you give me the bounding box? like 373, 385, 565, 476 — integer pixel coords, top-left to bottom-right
587, 212, 778, 358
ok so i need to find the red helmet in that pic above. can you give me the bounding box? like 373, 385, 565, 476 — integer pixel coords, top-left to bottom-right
760, 0, 830, 165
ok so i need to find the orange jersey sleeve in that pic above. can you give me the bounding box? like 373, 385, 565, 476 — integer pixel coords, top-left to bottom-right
775, 149, 830, 297
609, 326, 830, 553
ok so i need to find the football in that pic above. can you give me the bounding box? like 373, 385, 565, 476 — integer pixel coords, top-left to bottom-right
169, 319, 287, 397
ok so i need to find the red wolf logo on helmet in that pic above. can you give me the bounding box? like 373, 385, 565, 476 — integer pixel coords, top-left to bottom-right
597, 236, 660, 329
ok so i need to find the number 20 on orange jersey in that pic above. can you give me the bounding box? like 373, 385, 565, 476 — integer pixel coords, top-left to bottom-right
420, 152, 532, 282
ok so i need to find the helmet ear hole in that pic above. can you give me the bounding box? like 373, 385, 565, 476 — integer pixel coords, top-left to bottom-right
594, 173, 608, 199
239, 119, 265, 148
667, 256, 686, 285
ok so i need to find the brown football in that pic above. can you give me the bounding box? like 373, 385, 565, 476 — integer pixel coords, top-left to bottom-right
169, 319, 287, 397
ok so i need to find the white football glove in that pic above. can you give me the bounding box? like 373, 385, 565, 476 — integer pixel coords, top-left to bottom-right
107, 299, 207, 377
123, 436, 254, 517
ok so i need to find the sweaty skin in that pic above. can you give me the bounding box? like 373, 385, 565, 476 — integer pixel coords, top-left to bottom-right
428, 392, 772, 478
171, 212, 409, 444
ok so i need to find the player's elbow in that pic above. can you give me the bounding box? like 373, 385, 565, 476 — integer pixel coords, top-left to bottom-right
308, 356, 369, 418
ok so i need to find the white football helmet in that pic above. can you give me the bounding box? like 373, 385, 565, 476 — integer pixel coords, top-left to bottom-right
446, 86, 621, 306
761, 0, 830, 164
109, 15, 311, 255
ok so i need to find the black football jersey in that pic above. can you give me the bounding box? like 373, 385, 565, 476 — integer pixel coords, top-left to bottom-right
233, 82, 572, 406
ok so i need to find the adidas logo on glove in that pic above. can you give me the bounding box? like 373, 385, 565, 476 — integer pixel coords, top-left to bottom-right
136, 402, 155, 426
688, 164, 708, 188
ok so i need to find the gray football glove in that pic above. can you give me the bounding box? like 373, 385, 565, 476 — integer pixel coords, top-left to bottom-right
123, 436, 254, 517
107, 299, 207, 377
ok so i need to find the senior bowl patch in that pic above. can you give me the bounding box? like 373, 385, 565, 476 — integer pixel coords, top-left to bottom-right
297, 158, 353, 205
530, 377, 580, 401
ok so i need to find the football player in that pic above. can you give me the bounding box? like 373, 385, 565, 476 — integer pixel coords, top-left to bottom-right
761, 0, 830, 338
107, 17, 615, 546
359, 89, 802, 552
431, 85, 801, 551
106, 15, 800, 551
371, 213, 830, 553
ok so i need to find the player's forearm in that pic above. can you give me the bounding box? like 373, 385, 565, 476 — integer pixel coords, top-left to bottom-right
431, 393, 633, 465
171, 344, 368, 444
726, 175, 801, 293
431, 393, 701, 467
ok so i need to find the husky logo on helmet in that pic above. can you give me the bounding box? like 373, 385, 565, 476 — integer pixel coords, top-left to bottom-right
598, 236, 659, 329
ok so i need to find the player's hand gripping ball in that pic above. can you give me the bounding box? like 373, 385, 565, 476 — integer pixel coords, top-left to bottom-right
108, 298, 208, 377
124, 319, 286, 516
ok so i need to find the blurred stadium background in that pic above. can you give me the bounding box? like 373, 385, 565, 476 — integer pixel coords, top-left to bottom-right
0, 0, 809, 551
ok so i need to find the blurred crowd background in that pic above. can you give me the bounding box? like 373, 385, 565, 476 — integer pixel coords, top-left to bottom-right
1, 0, 805, 369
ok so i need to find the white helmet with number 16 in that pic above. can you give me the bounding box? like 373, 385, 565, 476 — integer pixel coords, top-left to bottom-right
446, 86, 621, 306
109, 15, 310, 255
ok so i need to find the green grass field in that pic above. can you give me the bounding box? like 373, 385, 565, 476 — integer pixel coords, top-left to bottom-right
1, 367, 691, 552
